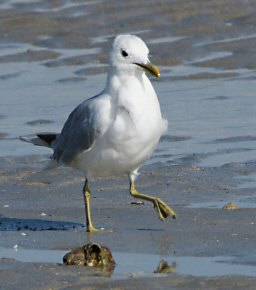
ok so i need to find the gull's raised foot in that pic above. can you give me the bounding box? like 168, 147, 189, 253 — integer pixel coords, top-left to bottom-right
154, 198, 177, 220
129, 181, 176, 221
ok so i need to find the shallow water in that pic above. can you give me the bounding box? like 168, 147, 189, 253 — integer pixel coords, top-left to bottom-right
1, 40, 256, 169
236, 172, 256, 189
0, 0, 256, 170
0, 247, 255, 278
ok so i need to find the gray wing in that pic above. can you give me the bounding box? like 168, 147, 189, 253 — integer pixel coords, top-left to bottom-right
52, 96, 100, 164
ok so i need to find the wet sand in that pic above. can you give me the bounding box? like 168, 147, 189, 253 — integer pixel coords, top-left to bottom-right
1, 0, 256, 289
1, 158, 256, 289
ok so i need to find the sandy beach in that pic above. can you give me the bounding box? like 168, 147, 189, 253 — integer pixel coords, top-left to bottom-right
1, 0, 256, 289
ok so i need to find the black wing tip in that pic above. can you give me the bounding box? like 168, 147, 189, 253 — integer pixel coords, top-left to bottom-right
37, 134, 57, 146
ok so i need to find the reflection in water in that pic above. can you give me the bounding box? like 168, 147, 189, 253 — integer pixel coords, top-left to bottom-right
154, 260, 177, 274
0, 247, 256, 278
63, 244, 177, 276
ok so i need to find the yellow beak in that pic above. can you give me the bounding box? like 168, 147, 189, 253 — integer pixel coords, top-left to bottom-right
135, 62, 160, 78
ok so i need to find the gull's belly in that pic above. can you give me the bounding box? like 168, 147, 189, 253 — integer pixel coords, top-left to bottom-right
73, 117, 165, 178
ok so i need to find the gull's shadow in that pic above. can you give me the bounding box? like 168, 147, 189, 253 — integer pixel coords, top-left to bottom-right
0, 216, 84, 231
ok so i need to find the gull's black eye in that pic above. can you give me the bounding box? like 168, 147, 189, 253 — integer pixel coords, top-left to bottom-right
121, 50, 128, 57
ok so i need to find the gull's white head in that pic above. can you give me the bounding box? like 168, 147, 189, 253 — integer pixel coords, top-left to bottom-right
110, 34, 160, 78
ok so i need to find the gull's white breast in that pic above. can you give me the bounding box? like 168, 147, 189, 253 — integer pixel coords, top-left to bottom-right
73, 73, 167, 178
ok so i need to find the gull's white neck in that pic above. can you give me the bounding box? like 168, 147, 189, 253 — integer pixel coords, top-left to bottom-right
104, 66, 149, 97
103, 65, 162, 126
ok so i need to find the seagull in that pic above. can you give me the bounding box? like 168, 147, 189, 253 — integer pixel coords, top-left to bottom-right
21, 34, 176, 233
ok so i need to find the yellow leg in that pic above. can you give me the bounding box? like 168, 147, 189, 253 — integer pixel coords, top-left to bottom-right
82, 179, 104, 233
129, 181, 176, 220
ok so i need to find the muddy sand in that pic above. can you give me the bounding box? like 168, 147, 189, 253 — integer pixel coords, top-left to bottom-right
1, 0, 256, 289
